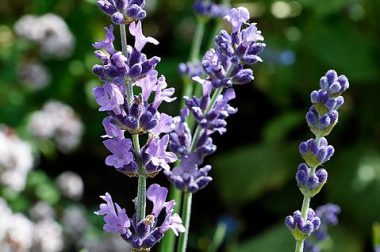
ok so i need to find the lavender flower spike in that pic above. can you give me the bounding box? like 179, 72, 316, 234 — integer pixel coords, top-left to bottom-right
96, 184, 185, 251
286, 70, 349, 252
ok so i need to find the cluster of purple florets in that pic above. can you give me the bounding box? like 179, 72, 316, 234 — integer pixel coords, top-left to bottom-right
97, 0, 146, 24
95, 184, 185, 251
92, 2, 186, 251
166, 7, 265, 193
285, 209, 321, 240
92, 21, 177, 178
304, 204, 341, 252
285, 70, 349, 247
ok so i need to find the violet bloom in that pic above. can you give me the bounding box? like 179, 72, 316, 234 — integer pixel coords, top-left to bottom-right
103, 138, 138, 175
193, 0, 230, 18
285, 70, 348, 246
285, 209, 321, 240
299, 137, 335, 168
129, 21, 159, 52
93, 83, 124, 114
223, 7, 250, 33
95, 193, 131, 235
97, 0, 147, 24
95, 184, 185, 251
164, 153, 212, 193
93, 21, 176, 178
143, 135, 177, 176
304, 204, 341, 252
167, 7, 265, 193
306, 70, 349, 137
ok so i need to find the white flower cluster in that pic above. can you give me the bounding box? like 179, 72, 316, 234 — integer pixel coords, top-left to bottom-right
14, 13, 75, 58
17, 61, 51, 90
0, 198, 63, 252
28, 100, 84, 153
0, 127, 34, 192
56, 171, 84, 201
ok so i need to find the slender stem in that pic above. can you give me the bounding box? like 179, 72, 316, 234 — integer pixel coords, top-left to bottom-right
120, 24, 146, 223
300, 195, 310, 220
208, 222, 227, 252
177, 192, 193, 252
190, 18, 206, 61
120, 24, 128, 55
180, 19, 206, 109
295, 240, 304, 252
132, 134, 146, 222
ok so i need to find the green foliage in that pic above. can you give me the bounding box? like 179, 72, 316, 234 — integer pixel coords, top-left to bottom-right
213, 143, 297, 205
232, 224, 363, 252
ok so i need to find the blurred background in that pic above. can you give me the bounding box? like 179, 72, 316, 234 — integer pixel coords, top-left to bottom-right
0, 0, 379, 251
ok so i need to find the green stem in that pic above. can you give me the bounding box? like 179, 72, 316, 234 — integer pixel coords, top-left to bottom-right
120, 24, 146, 223
208, 222, 227, 252
295, 240, 304, 252
177, 192, 193, 252
132, 134, 146, 222
180, 19, 206, 109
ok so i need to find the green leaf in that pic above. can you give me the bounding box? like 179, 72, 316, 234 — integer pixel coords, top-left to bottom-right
262, 112, 304, 144
213, 143, 297, 205
304, 23, 378, 83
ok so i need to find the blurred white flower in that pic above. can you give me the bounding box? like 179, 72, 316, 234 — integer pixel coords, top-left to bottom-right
28, 100, 84, 153
29, 201, 55, 221
56, 171, 84, 200
14, 13, 75, 59
3, 213, 34, 252
33, 218, 63, 252
17, 61, 51, 90
0, 127, 34, 192
62, 206, 88, 242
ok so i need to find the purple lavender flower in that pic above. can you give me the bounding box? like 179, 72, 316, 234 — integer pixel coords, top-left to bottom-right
299, 137, 335, 168
96, 184, 185, 250
95, 193, 132, 235
296, 163, 327, 196
286, 70, 348, 248
129, 21, 159, 51
142, 135, 177, 177
103, 138, 138, 175
92, 24, 160, 83
304, 204, 341, 252
223, 7, 250, 32
166, 7, 265, 193
193, 0, 230, 18
93, 83, 124, 114
164, 152, 212, 193
285, 209, 321, 241
179, 61, 204, 79
92, 22, 177, 178
97, 0, 147, 24
306, 70, 349, 137
184, 85, 237, 135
